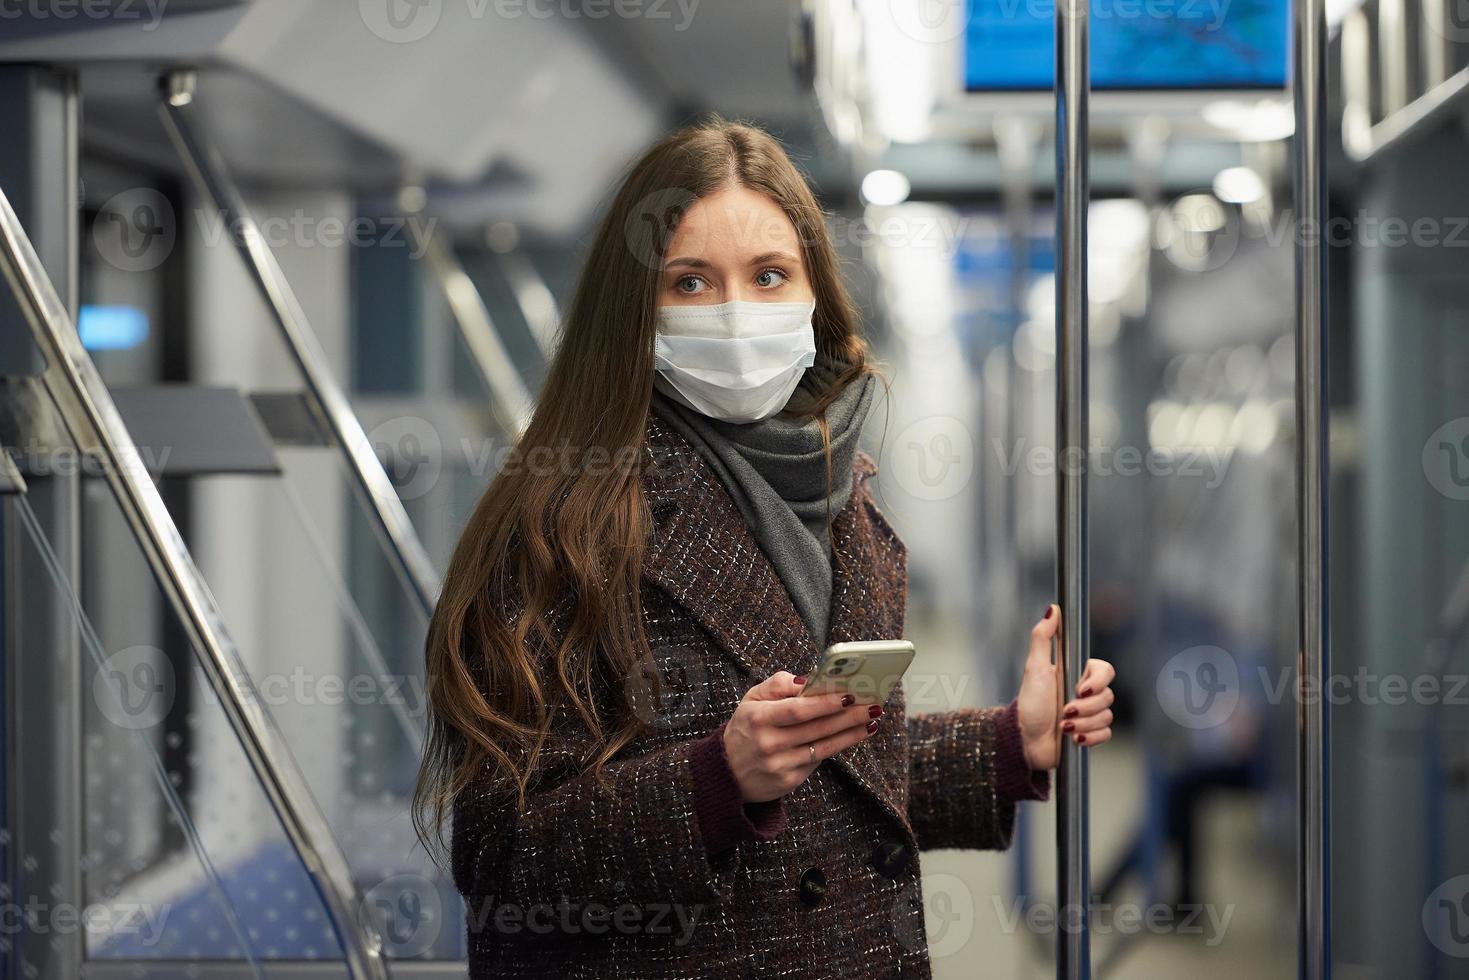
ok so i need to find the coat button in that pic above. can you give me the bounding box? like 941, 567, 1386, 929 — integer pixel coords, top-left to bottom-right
797, 867, 827, 907
871, 839, 911, 879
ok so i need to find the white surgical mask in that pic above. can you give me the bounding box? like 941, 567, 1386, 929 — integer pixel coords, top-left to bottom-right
653, 299, 817, 423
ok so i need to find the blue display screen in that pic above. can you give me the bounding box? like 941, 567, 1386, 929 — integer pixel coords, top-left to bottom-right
79, 304, 150, 351
963, 0, 1289, 90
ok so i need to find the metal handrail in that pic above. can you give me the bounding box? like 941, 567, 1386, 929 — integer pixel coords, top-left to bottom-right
1344, 62, 1469, 164
1054, 0, 1091, 974
157, 71, 441, 618
410, 224, 533, 436
0, 186, 390, 980
496, 247, 560, 361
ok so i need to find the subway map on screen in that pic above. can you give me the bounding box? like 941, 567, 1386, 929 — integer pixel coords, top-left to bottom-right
963, 0, 1289, 90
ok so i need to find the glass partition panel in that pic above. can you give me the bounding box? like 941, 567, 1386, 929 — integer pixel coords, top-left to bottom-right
7, 473, 346, 974
1335, 146, 1469, 977
182, 450, 463, 962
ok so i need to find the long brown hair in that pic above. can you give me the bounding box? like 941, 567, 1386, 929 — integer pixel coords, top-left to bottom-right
414, 116, 876, 857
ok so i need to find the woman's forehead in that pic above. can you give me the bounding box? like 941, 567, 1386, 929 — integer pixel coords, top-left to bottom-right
666, 186, 800, 259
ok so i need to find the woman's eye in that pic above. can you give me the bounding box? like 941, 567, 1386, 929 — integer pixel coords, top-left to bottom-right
675, 275, 705, 294
756, 268, 789, 288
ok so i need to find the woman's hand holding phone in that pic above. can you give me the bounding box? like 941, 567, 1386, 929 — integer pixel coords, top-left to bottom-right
722, 671, 882, 803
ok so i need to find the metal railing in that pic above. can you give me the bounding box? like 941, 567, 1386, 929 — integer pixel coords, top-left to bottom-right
1339, 0, 1469, 163
408, 222, 533, 436
496, 246, 560, 361
157, 69, 442, 619
0, 185, 390, 980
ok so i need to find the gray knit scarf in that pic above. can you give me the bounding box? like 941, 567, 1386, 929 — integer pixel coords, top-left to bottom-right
651, 358, 877, 647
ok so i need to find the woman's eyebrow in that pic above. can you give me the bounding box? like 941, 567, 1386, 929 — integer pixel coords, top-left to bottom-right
661, 251, 799, 271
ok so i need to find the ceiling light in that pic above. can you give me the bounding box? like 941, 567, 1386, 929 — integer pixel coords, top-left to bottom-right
1213, 166, 1266, 204
861, 169, 911, 206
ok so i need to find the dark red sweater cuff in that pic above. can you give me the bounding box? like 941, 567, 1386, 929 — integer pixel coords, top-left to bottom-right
690, 722, 787, 855
995, 698, 1051, 803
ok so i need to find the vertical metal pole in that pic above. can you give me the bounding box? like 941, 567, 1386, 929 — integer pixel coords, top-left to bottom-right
1055, 0, 1090, 973
1419, 0, 1451, 89
1294, 0, 1331, 968
0, 65, 84, 980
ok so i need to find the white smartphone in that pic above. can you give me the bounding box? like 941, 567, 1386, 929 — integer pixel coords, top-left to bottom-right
799, 640, 916, 705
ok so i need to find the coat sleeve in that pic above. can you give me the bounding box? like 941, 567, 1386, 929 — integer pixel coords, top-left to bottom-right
688, 721, 788, 853
904, 699, 1050, 852
452, 734, 751, 925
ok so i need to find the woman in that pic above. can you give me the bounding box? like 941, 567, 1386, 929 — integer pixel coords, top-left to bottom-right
416, 118, 1117, 979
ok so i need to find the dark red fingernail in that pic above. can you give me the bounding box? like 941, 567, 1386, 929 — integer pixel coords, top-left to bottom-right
1062, 721, 1075, 732
1076, 733, 1086, 744
1043, 606, 1053, 620
794, 675, 807, 685
1078, 687, 1093, 698
1064, 706, 1078, 718
866, 719, 879, 734
841, 694, 855, 707
869, 704, 883, 718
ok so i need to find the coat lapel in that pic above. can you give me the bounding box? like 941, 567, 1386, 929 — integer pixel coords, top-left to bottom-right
821, 452, 912, 826
641, 417, 914, 834
641, 415, 821, 680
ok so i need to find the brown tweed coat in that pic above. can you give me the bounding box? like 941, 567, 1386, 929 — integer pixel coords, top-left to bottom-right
452, 414, 1041, 979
